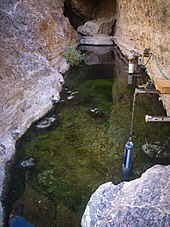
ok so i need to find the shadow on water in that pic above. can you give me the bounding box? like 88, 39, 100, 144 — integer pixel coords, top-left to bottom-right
3, 45, 170, 227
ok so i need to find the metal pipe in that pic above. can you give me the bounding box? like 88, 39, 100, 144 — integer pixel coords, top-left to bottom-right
135, 88, 160, 94
145, 115, 170, 122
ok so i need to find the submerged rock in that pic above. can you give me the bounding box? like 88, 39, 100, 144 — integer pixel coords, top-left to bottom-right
89, 108, 105, 119
67, 91, 78, 100
51, 94, 60, 103
36, 117, 56, 129
81, 165, 170, 227
11, 128, 21, 140
142, 142, 170, 161
19, 157, 36, 169
67, 95, 75, 100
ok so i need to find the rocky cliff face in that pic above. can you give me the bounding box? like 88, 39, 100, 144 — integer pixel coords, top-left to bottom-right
65, 0, 117, 21
0, 0, 78, 224
114, 0, 170, 116
82, 165, 170, 227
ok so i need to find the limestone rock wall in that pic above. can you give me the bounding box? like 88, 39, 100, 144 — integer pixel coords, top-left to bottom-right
114, 0, 170, 115
82, 165, 170, 227
65, 0, 96, 21
0, 0, 78, 224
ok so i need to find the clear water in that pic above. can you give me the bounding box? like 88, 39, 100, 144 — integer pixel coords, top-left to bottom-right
4, 46, 170, 227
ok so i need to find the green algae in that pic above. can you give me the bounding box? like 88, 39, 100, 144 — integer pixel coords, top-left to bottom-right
5, 65, 116, 226
4, 53, 170, 226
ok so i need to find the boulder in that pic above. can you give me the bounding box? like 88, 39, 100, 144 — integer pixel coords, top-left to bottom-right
77, 17, 116, 46
77, 18, 116, 36
82, 165, 170, 227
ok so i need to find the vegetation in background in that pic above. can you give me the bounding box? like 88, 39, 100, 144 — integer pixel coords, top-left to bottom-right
64, 41, 83, 66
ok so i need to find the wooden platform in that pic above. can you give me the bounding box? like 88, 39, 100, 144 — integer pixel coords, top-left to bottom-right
155, 80, 170, 94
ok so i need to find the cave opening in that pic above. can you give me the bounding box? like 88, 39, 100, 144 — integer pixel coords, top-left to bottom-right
64, 0, 118, 32
64, 2, 86, 29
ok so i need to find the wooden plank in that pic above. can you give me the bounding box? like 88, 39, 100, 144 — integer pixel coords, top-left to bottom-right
155, 80, 170, 94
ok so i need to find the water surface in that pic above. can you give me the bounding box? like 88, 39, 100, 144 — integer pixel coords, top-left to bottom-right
4, 45, 170, 227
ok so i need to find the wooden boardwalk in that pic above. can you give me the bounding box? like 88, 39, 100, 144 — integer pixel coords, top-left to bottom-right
155, 80, 170, 94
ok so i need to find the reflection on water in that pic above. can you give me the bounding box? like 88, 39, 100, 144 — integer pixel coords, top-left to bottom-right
4, 46, 170, 227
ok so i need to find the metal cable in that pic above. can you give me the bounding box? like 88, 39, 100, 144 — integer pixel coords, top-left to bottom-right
158, 136, 170, 154
129, 92, 137, 140
152, 53, 170, 80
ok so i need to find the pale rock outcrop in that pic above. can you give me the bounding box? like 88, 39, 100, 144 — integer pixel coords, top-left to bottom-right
77, 18, 115, 36
82, 165, 170, 227
0, 0, 78, 224
77, 18, 116, 45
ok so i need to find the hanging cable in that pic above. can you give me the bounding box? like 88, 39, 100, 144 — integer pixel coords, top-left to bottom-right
144, 52, 153, 66
129, 92, 137, 140
152, 53, 170, 80
143, 51, 170, 80
157, 136, 170, 155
